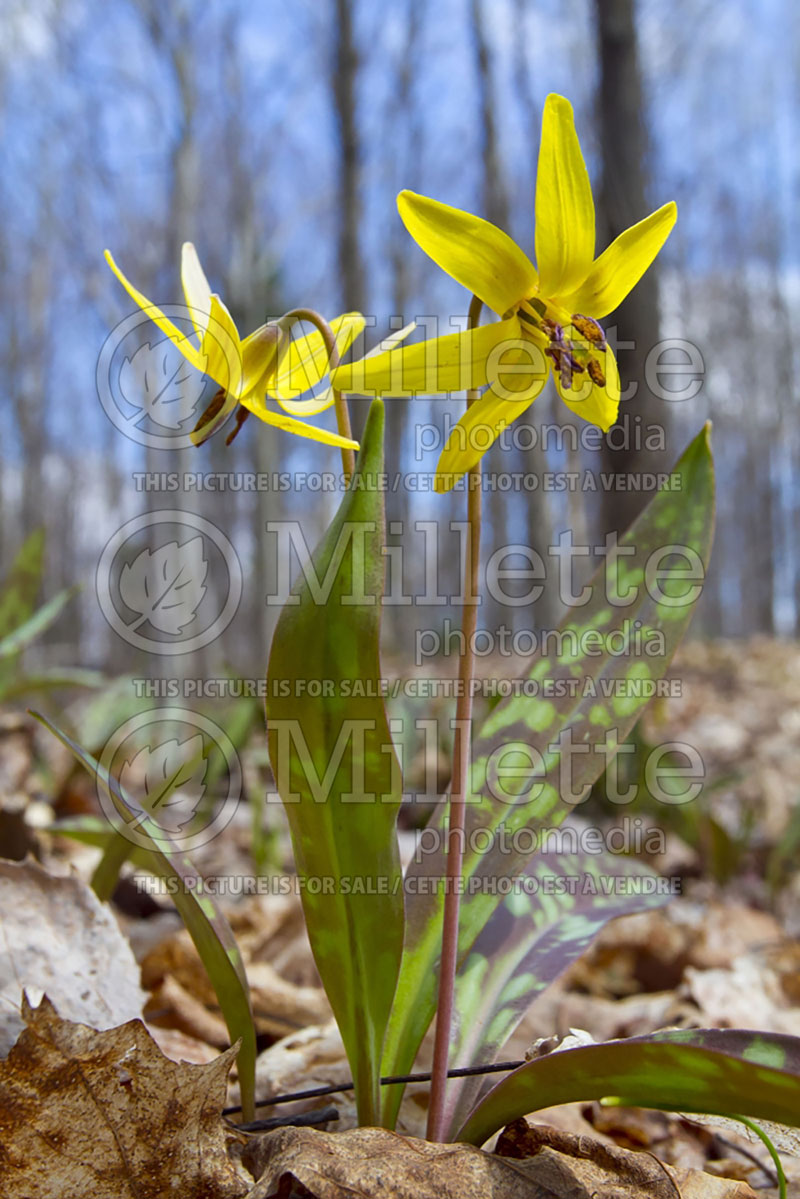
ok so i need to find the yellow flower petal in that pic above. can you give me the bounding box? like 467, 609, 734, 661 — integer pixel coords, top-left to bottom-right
104, 249, 205, 374
398, 191, 538, 317
240, 322, 285, 398
365, 321, 417, 357
181, 242, 213, 338
552, 342, 621, 431
238, 392, 360, 450
332, 315, 522, 396
199, 294, 244, 398
274, 386, 337, 417
273, 317, 418, 419
434, 384, 541, 493
560, 202, 677, 319
273, 313, 365, 414
535, 94, 595, 298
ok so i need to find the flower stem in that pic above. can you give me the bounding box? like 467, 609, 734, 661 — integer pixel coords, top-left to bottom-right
426, 294, 484, 1143
283, 307, 356, 479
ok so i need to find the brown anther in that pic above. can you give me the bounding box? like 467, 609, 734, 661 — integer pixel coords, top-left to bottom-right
225, 406, 251, 446
587, 359, 606, 387
572, 314, 606, 345
192, 386, 227, 438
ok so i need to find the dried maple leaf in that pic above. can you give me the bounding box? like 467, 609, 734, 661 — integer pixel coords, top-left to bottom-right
0, 996, 247, 1199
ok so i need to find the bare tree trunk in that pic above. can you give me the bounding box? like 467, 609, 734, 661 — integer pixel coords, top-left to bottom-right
331, 0, 368, 439
593, 0, 669, 538
469, 0, 512, 632
508, 0, 560, 632
332, 0, 365, 313
470, 0, 510, 233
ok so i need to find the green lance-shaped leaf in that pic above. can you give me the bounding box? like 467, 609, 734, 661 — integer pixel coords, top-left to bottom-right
265, 398, 404, 1127
446, 848, 671, 1135
456, 1028, 800, 1145
381, 424, 715, 1126
31, 712, 258, 1122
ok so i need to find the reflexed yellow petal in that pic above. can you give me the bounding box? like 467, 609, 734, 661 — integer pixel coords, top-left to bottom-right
434, 384, 541, 493
199, 295, 244, 398
561, 202, 677, 319
274, 317, 418, 418
553, 343, 621, 431
274, 386, 337, 417
273, 313, 365, 413
365, 320, 417, 357
332, 315, 522, 396
398, 191, 538, 317
181, 242, 213, 338
238, 392, 360, 450
535, 94, 595, 298
240, 323, 284, 398
104, 249, 205, 374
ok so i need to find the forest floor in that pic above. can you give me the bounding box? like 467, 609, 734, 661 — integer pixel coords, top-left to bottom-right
1, 636, 800, 1197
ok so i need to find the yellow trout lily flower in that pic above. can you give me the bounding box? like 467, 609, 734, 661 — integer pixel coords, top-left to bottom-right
105, 243, 362, 451
333, 93, 677, 492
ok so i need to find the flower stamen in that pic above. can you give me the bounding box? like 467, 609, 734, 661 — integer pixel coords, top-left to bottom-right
571, 313, 607, 348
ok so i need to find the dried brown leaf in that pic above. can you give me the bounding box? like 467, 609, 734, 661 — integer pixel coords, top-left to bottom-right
495, 1119, 759, 1199
141, 921, 328, 1039
145, 972, 231, 1047
0, 995, 247, 1199
240, 1122, 762, 1199
0, 858, 145, 1053
242, 1125, 555, 1199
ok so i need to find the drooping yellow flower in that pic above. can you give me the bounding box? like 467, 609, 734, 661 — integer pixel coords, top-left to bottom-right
332, 94, 677, 492
105, 243, 362, 450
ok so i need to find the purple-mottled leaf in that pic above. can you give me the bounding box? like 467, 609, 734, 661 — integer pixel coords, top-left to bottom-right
382, 425, 715, 1126
446, 847, 671, 1134
456, 1027, 800, 1145
32, 712, 257, 1121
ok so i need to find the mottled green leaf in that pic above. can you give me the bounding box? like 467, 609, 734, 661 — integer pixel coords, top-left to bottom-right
32, 712, 258, 1121
382, 425, 715, 1125
265, 399, 404, 1126
446, 849, 670, 1134
456, 1028, 800, 1145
